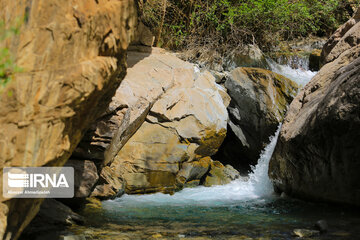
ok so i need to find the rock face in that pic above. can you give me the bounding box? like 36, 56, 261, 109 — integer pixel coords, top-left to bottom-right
0, 0, 138, 239
216, 68, 298, 173
78, 48, 230, 197
321, 7, 360, 66
61, 159, 99, 209
269, 17, 360, 206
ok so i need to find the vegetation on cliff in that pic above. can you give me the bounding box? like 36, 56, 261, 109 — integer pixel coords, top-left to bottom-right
0, 20, 21, 89
141, 0, 358, 53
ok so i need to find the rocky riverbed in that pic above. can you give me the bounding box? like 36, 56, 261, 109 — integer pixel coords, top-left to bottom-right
1, 2, 359, 240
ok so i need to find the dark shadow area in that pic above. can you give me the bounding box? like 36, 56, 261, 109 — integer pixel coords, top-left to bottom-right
19, 199, 84, 240
213, 124, 257, 176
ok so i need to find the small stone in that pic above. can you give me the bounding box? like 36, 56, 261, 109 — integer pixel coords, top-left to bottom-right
280, 192, 288, 198
224, 164, 240, 180
151, 233, 163, 238
293, 229, 320, 238
315, 220, 328, 232
211, 71, 228, 84
184, 180, 201, 188
60, 235, 86, 240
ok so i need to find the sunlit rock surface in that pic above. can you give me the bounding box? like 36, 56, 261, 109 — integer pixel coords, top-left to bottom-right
89, 48, 230, 196
0, 0, 138, 239
321, 7, 360, 66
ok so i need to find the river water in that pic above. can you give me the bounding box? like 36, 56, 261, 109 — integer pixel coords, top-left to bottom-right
69, 63, 360, 239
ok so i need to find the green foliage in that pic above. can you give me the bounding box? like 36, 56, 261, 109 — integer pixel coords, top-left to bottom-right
142, 0, 359, 52
0, 19, 22, 89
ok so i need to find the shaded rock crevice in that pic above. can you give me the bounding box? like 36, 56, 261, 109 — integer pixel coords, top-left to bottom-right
216, 67, 298, 174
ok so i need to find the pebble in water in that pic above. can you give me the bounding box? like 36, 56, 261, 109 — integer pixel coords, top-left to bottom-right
293, 229, 320, 238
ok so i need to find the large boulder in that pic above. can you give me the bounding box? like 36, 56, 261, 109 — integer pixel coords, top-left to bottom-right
224, 44, 269, 70
217, 68, 298, 173
72, 47, 177, 165
320, 7, 360, 66
0, 0, 138, 239
92, 50, 230, 196
269, 19, 360, 205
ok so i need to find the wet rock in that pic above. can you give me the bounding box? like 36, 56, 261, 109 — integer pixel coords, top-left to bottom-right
293, 229, 320, 238
269, 50, 309, 70
84, 198, 102, 210
309, 49, 321, 71
0, 0, 138, 238
315, 220, 328, 233
219, 67, 298, 171
270, 37, 327, 70
184, 180, 201, 188
269, 16, 360, 205
223, 165, 240, 180
60, 236, 86, 240
203, 161, 233, 187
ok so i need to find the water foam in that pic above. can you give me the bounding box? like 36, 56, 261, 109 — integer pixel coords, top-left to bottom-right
104, 125, 282, 207
267, 59, 316, 86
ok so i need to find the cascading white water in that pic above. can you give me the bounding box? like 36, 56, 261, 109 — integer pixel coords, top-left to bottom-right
267, 59, 317, 86
105, 124, 282, 207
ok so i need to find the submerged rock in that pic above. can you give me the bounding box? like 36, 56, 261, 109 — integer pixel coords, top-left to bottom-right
269, 15, 360, 206
217, 67, 298, 172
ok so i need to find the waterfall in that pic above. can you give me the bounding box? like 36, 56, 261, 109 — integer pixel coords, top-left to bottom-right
267, 58, 316, 86
104, 124, 282, 207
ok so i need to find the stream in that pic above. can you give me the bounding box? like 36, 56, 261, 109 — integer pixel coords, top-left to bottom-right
68, 62, 360, 240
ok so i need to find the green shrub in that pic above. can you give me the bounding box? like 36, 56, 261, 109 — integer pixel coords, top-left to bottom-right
142, 0, 359, 52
